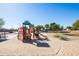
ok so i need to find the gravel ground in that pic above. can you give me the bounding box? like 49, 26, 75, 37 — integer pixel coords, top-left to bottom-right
0, 33, 79, 56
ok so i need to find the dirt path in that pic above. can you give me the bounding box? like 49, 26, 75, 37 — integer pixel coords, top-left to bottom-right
0, 33, 79, 56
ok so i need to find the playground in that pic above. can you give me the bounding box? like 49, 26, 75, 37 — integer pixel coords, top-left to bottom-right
0, 20, 79, 56
0, 32, 79, 56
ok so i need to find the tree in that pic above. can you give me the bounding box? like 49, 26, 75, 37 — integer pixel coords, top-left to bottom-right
30, 24, 35, 27
72, 20, 79, 30
44, 24, 49, 32
60, 26, 64, 30
50, 22, 60, 31
35, 25, 44, 31
45, 24, 49, 29
0, 18, 5, 28
66, 26, 72, 30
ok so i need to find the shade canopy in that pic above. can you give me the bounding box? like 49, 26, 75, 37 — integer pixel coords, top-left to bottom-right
22, 20, 31, 25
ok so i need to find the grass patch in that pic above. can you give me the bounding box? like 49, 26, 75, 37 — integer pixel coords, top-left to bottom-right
59, 30, 70, 33
64, 33, 79, 36
54, 34, 69, 41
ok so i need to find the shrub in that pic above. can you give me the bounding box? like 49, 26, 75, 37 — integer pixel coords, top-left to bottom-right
54, 34, 69, 41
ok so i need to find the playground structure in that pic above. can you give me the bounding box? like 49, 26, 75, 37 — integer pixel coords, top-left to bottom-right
18, 20, 48, 42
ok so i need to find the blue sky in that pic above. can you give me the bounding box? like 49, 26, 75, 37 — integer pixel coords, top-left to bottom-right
0, 3, 79, 29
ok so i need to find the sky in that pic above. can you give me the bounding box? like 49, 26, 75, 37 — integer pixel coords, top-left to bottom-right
0, 3, 79, 29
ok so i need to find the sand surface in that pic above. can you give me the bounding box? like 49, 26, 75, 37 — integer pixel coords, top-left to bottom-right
0, 33, 79, 56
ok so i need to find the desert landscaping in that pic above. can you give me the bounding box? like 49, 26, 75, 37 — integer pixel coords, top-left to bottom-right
0, 3, 79, 56
0, 31, 79, 56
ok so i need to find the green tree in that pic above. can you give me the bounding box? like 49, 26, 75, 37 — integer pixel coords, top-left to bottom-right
35, 25, 44, 31
45, 24, 49, 29
60, 26, 64, 30
66, 26, 72, 30
0, 18, 5, 28
72, 20, 79, 30
30, 24, 34, 27
44, 24, 49, 32
50, 22, 60, 31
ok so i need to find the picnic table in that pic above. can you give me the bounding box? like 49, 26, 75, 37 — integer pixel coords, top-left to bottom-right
0, 32, 6, 41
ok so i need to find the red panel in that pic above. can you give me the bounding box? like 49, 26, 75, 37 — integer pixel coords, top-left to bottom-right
18, 27, 24, 41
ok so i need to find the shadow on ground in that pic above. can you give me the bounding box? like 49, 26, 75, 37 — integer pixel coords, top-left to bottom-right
0, 39, 8, 42
36, 41, 50, 47
23, 38, 50, 47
